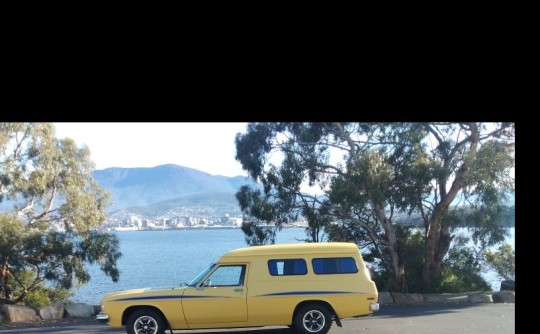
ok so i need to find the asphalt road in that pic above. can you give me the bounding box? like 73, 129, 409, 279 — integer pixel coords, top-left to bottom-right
0, 303, 515, 334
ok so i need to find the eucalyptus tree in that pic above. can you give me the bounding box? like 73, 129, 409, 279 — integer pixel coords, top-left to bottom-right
234, 122, 514, 292
0, 123, 121, 304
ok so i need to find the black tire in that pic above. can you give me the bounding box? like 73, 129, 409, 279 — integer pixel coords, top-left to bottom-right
293, 304, 332, 334
126, 308, 166, 334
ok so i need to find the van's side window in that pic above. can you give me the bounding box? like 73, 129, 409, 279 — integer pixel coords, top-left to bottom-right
312, 257, 359, 274
268, 259, 307, 276
203, 265, 246, 287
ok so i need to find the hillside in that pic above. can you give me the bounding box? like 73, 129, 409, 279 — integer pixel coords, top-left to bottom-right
92, 164, 255, 212
125, 192, 242, 217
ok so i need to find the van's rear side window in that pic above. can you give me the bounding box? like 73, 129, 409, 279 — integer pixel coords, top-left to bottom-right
312, 257, 359, 274
268, 259, 307, 276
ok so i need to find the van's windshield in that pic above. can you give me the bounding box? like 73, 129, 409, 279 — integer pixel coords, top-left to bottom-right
187, 263, 217, 287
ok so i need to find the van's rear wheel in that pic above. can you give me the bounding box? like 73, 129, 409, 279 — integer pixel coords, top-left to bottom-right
294, 304, 332, 334
126, 309, 166, 334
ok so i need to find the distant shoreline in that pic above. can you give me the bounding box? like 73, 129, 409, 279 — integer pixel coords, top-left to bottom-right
105, 225, 306, 232
103, 224, 515, 232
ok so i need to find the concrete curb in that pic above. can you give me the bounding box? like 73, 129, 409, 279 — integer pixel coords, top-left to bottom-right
378, 291, 515, 305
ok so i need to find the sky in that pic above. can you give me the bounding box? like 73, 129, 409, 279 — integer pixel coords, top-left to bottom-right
53, 122, 250, 177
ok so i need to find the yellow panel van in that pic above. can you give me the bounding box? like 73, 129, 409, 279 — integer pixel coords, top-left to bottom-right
97, 242, 379, 334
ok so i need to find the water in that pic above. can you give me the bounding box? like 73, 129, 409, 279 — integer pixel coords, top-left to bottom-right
73, 228, 308, 304
72, 227, 515, 305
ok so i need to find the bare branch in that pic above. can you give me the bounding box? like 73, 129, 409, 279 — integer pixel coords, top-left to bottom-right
478, 123, 514, 141
16, 198, 35, 216
12, 125, 31, 160
333, 122, 357, 159
28, 186, 57, 224
424, 124, 444, 144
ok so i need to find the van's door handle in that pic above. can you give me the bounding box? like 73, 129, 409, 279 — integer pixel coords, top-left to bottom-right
234, 288, 244, 292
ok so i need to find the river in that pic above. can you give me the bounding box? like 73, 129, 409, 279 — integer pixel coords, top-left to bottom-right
71, 227, 515, 305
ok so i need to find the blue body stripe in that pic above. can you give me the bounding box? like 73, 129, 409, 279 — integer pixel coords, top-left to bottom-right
113, 291, 357, 302
259, 291, 353, 297
113, 295, 225, 302
113, 295, 182, 302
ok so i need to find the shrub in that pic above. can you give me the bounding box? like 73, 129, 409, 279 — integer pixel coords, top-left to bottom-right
370, 229, 491, 293
484, 243, 515, 281
438, 239, 490, 293
7, 269, 73, 309
24, 287, 51, 309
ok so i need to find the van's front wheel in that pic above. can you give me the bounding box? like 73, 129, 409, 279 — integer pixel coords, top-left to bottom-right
126, 309, 166, 334
294, 304, 332, 334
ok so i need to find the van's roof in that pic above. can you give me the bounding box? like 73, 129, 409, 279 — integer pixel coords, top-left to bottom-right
218, 242, 359, 259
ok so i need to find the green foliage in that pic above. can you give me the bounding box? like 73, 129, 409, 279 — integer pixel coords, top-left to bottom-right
365, 227, 427, 293
370, 229, 490, 293
7, 269, 73, 308
0, 123, 121, 304
240, 221, 277, 246
484, 243, 515, 281
439, 244, 490, 293
420, 234, 492, 293
23, 288, 51, 309
463, 205, 510, 248
398, 228, 425, 293
361, 227, 422, 292
370, 267, 392, 292
23, 286, 73, 309
234, 122, 515, 292
0, 214, 24, 262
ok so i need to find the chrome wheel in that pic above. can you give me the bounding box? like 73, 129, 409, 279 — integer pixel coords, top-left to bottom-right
133, 315, 158, 334
302, 310, 325, 332
294, 304, 332, 334
126, 309, 165, 334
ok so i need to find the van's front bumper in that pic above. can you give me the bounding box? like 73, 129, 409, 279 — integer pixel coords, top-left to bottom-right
96, 312, 109, 323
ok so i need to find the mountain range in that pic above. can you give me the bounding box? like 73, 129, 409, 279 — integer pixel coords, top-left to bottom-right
92, 164, 255, 212
1, 164, 514, 227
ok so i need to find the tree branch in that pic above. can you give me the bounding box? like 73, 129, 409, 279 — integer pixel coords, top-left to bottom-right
424, 124, 444, 145
478, 123, 514, 141
16, 198, 35, 216
12, 125, 31, 160
29, 185, 57, 224
334, 122, 357, 159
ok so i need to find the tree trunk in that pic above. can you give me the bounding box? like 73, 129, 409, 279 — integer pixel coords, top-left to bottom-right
374, 204, 407, 292
308, 221, 321, 242
423, 181, 458, 290
0, 259, 10, 301
423, 213, 452, 290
